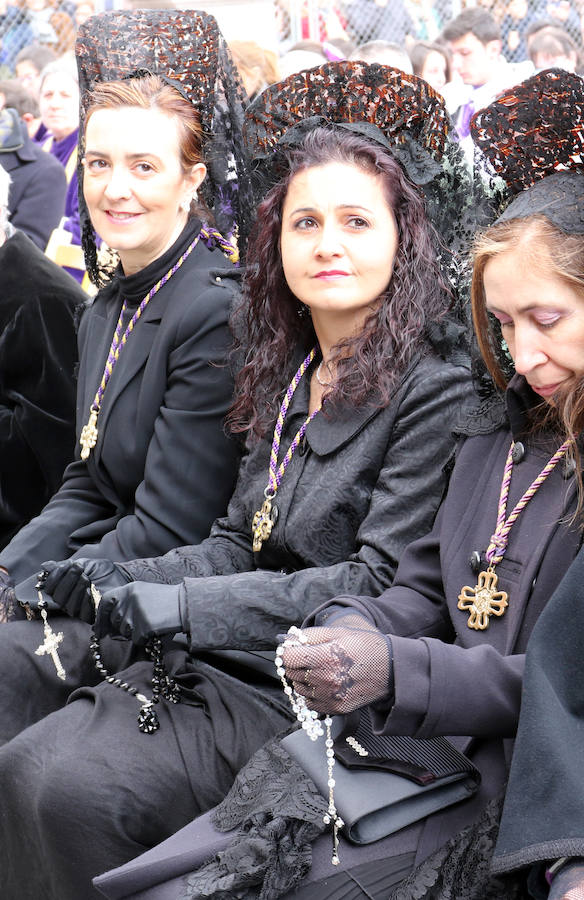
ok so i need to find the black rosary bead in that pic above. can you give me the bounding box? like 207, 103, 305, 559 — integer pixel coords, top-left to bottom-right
89, 625, 180, 734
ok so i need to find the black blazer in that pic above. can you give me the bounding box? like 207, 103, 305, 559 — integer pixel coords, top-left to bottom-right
1, 223, 242, 588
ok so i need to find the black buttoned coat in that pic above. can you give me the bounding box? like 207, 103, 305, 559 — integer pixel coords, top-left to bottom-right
123, 350, 474, 650
296, 374, 583, 877
0, 221, 241, 589
0, 349, 476, 900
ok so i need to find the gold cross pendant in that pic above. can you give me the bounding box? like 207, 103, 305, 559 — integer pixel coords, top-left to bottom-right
35, 606, 66, 680
457, 566, 508, 630
80, 409, 99, 461
251, 497, 276, 552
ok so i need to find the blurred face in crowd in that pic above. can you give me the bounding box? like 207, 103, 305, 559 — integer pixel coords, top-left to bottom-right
421, 50, 448, 91
75, 1, 94, 27
508, 0, 528, 18
39, 72, 79, 142
484, 246, 584, 402
280, 161, 399, 338
83, 105, 205, 275
449, 31, 501, 86
15, 60, 42, 98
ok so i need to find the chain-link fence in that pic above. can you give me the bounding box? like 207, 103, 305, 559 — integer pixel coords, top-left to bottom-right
0, 0, 581, 82
276, 0, 583, 66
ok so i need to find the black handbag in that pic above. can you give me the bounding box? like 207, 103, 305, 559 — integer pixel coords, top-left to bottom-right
282, 710, 481, 845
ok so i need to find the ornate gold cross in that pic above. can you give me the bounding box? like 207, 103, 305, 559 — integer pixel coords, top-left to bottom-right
457, 567, 508, 630
80, 409, 99, 460
252, 497, 276, 553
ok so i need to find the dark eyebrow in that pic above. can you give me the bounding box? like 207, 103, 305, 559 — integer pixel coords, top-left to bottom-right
287, 204, 375, 215
84, 151, 163, 164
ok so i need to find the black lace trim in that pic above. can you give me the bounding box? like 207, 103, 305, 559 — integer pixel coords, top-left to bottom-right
389, 795, 530, 900
181, 738, 327, 900
0, 587, 26, 624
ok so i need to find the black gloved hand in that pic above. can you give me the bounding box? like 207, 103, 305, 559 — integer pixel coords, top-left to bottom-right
41, 558, 132, 623
94, 581, 184, 645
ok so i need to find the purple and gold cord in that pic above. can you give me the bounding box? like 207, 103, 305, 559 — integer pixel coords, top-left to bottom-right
86, 224, 237, 424
486, 439, 571, 566
266, 347, 319, 497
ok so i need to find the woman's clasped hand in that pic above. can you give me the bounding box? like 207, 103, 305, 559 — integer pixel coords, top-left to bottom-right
280, 612, 392, 714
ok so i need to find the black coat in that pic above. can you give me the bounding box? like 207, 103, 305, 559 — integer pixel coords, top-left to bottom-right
123, 351, 473, 651
492, 542, 584, 880
0, 230, 82, 549
299, 374, 583, 872
0, 118, 67, 249
0, 221, 241, 588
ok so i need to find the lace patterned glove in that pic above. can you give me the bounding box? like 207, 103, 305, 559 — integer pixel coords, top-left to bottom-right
41, 558, 132, 623
548, 860, 584, 899
282, 611, 393, 714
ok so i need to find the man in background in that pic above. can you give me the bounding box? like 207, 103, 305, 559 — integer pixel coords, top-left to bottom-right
442, 9, 506, 139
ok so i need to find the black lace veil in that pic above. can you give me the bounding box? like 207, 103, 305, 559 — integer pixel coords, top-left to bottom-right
75, 9, 254, 285
244, 61, 488, 340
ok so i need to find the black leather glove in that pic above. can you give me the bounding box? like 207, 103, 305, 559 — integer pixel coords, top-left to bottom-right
94, 581, 184, 645
41, 558, 132, 623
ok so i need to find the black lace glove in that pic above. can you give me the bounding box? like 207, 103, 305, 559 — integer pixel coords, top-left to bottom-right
282, 611, 393, 714
549, 860, 584, 899
94, 581, 184, 644
40, 558, 132, 623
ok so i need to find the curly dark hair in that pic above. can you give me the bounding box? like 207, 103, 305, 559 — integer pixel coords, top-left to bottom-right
228, 127, 454, 442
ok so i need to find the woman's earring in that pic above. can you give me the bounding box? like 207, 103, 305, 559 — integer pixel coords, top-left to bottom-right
297, 302, 310, 318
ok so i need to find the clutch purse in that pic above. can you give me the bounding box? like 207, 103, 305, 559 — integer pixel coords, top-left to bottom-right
282, 711, 480, 845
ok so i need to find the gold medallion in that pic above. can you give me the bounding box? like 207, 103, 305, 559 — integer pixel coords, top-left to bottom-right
80, 409, 99, 460
252, 498, 276, 552
457, 566, 508, 630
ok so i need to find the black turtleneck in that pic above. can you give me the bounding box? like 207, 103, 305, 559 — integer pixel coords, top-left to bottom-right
110, 217, 202, 309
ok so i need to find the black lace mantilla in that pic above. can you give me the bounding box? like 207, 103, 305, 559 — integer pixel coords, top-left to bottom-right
471, 68, 584, 199
244, 61, 490, 357
181, 738, 327, 900
389, 795, 529, 900
76, 9, 253, 284
497, 172, 584, 234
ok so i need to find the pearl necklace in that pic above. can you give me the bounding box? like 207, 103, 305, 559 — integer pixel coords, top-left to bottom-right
276, 625, 344, 865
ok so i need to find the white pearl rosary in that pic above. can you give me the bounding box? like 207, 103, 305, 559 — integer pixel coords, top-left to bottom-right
276, 625, 344, 865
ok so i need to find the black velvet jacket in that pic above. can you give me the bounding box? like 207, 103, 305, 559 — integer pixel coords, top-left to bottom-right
0, 230, 82, 549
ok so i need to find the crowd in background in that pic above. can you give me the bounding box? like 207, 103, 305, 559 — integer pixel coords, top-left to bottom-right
0, 0, 581, 282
